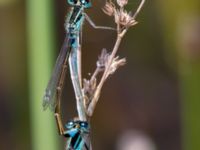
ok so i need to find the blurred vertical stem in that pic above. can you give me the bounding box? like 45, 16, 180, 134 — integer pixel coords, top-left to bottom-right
157, 1, 200, 150
27, 0, 59, 150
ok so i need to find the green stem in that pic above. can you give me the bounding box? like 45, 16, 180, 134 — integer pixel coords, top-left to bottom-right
27, 0, 59, 150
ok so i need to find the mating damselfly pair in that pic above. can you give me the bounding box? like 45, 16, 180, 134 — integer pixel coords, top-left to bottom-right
42, 0, 114, 149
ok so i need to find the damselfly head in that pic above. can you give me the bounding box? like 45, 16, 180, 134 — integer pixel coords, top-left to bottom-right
65, 120, 90, 131
67, 0, 92, 8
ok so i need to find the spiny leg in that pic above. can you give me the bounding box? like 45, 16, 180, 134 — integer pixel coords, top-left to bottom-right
84, 13, 115, 30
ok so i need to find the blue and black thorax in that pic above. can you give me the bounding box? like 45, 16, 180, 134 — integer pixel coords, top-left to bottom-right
65, 0, 92, 47
67, 6, 84, 34
65, 0, 92, 35
64, 120, 90, 150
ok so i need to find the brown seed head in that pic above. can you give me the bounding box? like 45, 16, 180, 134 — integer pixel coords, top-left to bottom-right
117, 0, 128, 8
115, 9, 138, 27
102, 1, 116, 16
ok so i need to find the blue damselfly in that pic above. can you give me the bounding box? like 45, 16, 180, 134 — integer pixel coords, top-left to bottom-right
43, 0, 113, 149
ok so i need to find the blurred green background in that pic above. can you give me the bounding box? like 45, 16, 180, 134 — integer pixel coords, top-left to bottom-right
0, 0, 200, 150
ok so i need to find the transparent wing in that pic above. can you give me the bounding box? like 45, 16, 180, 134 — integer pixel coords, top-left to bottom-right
43, 36, 71, 110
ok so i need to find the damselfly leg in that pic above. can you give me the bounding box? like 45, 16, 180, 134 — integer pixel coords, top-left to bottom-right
54, 53, 69, 135
84, 13, 115, 31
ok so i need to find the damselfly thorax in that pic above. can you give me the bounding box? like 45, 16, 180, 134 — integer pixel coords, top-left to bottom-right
64, 120, 91, 150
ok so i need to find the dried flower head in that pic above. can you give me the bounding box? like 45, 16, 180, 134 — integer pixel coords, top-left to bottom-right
83, 78, 97, 106
117, 0, 128, 8
97, 48, 110, 69
102, 1, 116, 16
115, 9, 138, 27
83, 78, 96, 95
106, 56, 126, 78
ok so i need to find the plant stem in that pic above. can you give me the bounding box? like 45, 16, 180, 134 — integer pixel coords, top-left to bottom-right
132, 0, 146, 19
27, 0, 59, 149
87, 30, 127, 116
91, 68, 102, 83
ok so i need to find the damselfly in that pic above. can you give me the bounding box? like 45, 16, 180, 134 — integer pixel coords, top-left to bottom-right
43, 0, 113, 113
43, 0, 113, 149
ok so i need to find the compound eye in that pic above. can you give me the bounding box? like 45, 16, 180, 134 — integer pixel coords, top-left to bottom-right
80, 122, 88, 128
66, 121, 74, 129
81, 0, 91, 8
67, 0, 78, 5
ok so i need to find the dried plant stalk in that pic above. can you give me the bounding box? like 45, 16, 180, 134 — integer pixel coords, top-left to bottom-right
81, 0, 146, 117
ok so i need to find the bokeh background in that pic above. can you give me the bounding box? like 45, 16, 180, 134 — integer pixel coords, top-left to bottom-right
0, 0, 200, 150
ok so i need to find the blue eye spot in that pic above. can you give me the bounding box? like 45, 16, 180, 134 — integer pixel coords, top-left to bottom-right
65, 121, 74, 129
80, 122, 88, 128
81, 0, 91, 8
68, 121, 74, 125
67, 0, 78, 5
